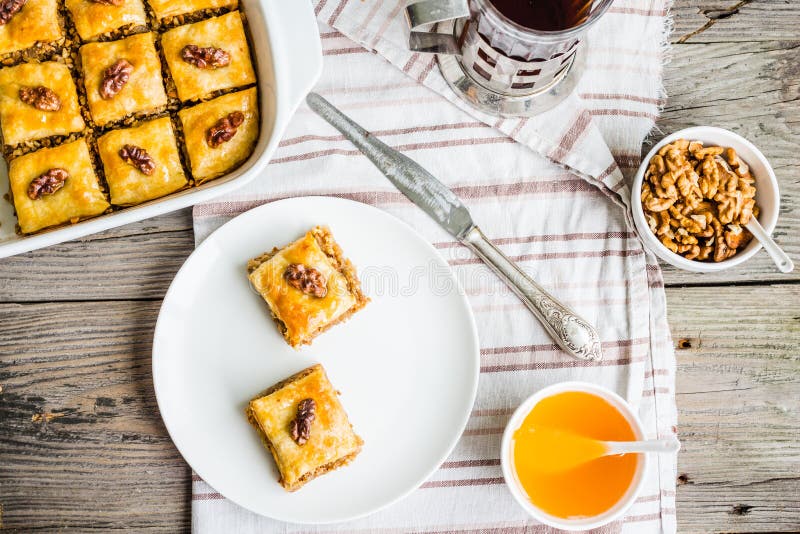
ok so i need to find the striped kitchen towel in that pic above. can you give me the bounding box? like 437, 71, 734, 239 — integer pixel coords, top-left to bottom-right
191, 0, 677, 532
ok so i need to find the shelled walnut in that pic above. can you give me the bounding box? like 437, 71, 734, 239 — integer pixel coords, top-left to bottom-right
641, 139, 759, 262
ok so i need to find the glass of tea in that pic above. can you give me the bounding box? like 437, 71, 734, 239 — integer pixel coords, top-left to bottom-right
406, 0, 614, 115
500, 382, 648, 529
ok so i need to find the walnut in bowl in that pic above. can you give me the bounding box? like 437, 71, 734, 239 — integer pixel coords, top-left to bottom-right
631, 127, 780, 273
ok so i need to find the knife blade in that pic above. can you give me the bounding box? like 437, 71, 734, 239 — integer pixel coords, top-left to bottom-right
306, 92, 603, 361
306, 93, 474, 239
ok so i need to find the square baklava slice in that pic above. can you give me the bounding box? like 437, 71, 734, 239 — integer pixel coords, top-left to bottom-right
0, 0, 63, 58
177, 87, 257, 183
247, 364, 363, 492
65, 0, 148, 42
97, 116, 188, 206
247, 226, 369, 348
147, 0, 237, 22
79, 32, 168, 127
161, 11, 256, 102
9, 138, 110, 234
0, 61, 85, 147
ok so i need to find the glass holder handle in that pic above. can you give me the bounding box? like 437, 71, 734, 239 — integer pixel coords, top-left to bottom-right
405, 0, 469, 55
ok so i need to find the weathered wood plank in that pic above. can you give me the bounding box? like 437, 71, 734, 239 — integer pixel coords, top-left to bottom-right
0, 300, 190, 531
0, 285, 798, 530
0, 210, 194, 303
671, 0, 800, 43
667, 284, 800, 532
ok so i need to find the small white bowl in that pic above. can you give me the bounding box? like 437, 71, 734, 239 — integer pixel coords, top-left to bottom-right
631, 126, 780, 273
500, 382, 648, 531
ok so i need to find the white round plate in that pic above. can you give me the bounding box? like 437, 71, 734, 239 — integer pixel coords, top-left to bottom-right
152, 196, 480, 524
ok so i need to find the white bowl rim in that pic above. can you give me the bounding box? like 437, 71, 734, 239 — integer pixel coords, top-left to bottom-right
631, 126, 780, 273
500, 381, 649, 531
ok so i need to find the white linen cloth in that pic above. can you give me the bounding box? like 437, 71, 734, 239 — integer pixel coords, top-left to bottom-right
191, 1, 677, 532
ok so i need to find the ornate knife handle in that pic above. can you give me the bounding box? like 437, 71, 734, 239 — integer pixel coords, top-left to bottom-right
461, 226, 603, 361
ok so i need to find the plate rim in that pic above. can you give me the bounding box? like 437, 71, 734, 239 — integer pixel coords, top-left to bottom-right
151, 196, 480, 524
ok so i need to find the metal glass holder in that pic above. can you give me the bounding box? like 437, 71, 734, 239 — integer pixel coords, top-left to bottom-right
406, 0, 609, 118
435, 19, 586, 117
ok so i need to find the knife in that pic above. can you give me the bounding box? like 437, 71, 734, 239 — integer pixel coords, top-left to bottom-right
306, 92, 603, 361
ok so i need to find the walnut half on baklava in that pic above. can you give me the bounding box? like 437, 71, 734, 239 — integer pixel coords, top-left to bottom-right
96, 116, 187, 206
247, 226, 369, 348
0, 61, 86, 146
247, 364, 363, 492
8, 138, 110, 234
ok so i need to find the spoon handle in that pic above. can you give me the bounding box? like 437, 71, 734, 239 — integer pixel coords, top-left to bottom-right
605, 437, 681, 455
745, 218, 794, 273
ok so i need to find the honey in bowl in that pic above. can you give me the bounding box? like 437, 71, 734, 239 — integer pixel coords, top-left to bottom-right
512, 390, 640, 519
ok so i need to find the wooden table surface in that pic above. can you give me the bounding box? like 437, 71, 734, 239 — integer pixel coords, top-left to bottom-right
1, 1, 798, 532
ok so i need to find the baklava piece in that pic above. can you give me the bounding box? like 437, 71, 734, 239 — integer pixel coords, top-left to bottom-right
79, 32, 168, 127
97, 116, 187, 206
177, 87, 258, 183
0, 61, 85, 146
65, 0, 148, 42
8, 138, 110, 234
0, 0, 63, 57
247, 364, 363, 492
147, 0, 238, 21
247, 226, 369, 348
161, 11, 256, 102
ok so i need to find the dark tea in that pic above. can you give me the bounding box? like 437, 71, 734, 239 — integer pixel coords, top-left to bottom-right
488, 0, 593, 31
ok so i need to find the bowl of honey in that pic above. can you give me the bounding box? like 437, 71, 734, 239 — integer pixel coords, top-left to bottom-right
500, 382, 648, 530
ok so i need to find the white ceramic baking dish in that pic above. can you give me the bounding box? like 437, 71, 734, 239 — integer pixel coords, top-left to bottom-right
0, 0, 322, 259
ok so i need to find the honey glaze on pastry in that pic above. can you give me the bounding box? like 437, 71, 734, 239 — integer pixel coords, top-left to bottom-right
247, 364, 363, 492
178, 87, 258, 183
97, 117, 187, 206
247, 226, 369, 347
0, 62, 85, 145
9, 138, 110, 233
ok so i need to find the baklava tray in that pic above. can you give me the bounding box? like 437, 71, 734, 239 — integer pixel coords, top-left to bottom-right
0, 0, 322, 258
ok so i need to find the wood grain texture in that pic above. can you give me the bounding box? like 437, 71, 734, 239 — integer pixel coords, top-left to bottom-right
671, 0, 800, 43
668, 285, 800, 532
0, 300, 190, 531
0, 210, 194, 303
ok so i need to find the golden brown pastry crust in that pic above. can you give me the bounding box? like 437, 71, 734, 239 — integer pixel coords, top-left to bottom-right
9, 138, 110, 234
0, 62, 85, 146
148, 0, 238, 20
246, 364, 363, 492
177, 87, 258, 183
0, 0, 63, 56
247, 226, 369, 347
79, 32, 168, 127
161, 11, 256, 102
65, 0, 148, 42
97, 116, 188, 206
